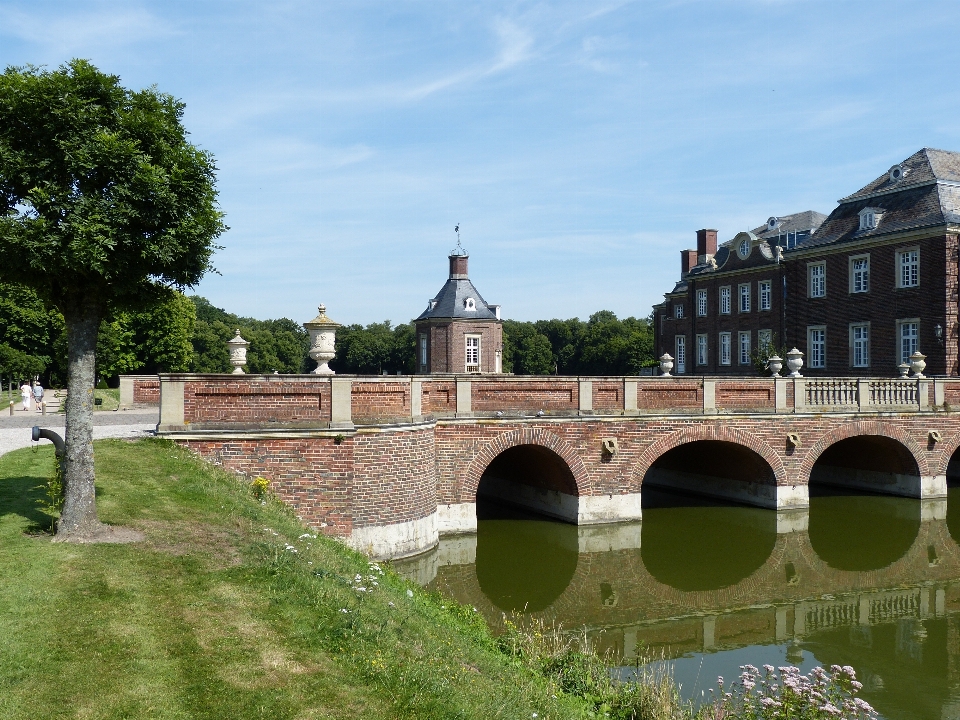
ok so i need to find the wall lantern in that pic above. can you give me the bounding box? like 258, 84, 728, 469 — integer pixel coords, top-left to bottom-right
935, 323, 944, 346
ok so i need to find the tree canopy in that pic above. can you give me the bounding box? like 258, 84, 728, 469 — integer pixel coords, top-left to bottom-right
0, 60, 225, 539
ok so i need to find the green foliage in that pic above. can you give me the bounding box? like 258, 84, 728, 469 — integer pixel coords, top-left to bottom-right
0, 60, 225, 310
0, 343, 46, 381
331, 320, 417, 375
187, 296, 309, 374
504, 311, 655, 375
751, 337, 788, 377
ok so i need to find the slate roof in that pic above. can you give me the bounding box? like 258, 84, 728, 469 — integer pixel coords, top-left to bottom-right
751, 210, 828, 241
797, 148, 960, 250
416, 276, 499, 321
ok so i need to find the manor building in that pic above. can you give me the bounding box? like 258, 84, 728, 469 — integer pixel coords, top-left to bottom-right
654, 148, 960, 376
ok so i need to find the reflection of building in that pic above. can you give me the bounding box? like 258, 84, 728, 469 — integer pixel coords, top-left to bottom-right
414, 250, 503, 374
654, 149, 960, 376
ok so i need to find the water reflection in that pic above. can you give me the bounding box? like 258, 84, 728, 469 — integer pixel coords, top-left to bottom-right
808, 486, 921, 571
395, 486, 960, 720
640, 488, 776, 592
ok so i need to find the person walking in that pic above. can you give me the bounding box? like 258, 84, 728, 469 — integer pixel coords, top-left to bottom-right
32, 381, 44, 412
19, 380, 31, 411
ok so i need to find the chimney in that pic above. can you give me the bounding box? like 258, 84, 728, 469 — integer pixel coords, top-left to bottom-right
449, 254, 469, 279
696, 229, 718, 264
681, 249, 698, 275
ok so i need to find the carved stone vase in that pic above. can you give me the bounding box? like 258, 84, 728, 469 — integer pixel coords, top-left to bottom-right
304, 304, 341, 375
227, 330, 250, 374
785, 348, 804, 378
659, 353, 674, 377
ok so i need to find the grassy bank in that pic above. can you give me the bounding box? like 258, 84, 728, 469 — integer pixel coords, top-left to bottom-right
0, 438, 687, 719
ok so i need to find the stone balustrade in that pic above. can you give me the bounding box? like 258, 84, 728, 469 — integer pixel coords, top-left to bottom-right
151, 373, 952, 432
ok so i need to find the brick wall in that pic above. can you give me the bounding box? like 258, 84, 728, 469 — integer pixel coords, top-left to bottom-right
471, 380, 579, 412
183, 378, 331, 425
133, 378, 160, 404
637, 381, 702, 410
352, 427, 437, 526
716, 381, 775, 410
593, 382, 623, 411
351, 381, 410, 422
421, 380, 457, 414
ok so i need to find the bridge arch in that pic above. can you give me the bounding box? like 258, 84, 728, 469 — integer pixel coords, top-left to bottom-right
633, 425, 787, 488
935, 429, 960, 480
465, 427, 591, 521
801, 421, 928, 479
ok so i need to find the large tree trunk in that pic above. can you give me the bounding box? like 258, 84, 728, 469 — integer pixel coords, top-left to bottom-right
56, 300, 103, 539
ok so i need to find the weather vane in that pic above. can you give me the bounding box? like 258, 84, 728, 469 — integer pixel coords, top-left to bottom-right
451, 222, 467, 255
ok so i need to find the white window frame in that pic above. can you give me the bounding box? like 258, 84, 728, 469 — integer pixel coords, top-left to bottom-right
897, 248, 919, 288
850, 323, 870, 368
808, 326, 826, 369
738, 331, 751, 365
719, 332, 732, 366
808, 262, 826, 298
738, 283, 751, 313
674, 303, 684, 319
898, 319, 919, 365
697, 289, 708, 317
758, 329, 772, 350
696, 334, 708, 366
719, 286, 731, 315
465, 334, 481, 373
759, 280, 772, 311
849, 254, 870, 294
419, 333, 428, 368
675, 335, 686, 374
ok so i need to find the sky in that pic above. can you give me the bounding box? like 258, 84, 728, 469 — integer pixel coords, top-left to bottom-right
2, 1, 960, 326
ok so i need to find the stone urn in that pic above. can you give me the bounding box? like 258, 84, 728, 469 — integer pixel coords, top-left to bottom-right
304, 304, 341, 375
658, 353, 674, 377
785, 348, 804, 377
227, 330, 250, 374
909, 351, 927, 379
766, 355, 783, 377
898, 362, 911, 379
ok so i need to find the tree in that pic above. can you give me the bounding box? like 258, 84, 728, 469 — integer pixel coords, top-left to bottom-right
0, 61, 225, 540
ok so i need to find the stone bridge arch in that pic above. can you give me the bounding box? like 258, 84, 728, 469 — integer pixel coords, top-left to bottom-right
935, 428, 960, 478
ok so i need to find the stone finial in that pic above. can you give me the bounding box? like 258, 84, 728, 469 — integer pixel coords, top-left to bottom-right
304, 304, 341, 375
227, 330, 250, 374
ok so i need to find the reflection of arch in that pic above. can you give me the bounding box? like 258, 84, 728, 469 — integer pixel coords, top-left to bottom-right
802, 422, 927, 477
632, 425, 786, 488
464, 427, 590, 499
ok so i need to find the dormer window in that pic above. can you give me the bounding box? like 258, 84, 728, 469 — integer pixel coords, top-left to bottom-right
889, 164, 906, 183
464, 297, 476, 311
858, 207, 884, 231
738, 237, 752, 259
767, 217, 780, 231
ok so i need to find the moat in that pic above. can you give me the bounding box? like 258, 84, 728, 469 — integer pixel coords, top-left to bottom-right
395, 483, 960, 720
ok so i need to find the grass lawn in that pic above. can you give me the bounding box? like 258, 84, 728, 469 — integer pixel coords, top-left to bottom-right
0, 438, 598, 720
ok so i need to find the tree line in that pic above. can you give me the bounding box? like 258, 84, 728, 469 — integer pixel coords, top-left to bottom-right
0, 285, 656, 384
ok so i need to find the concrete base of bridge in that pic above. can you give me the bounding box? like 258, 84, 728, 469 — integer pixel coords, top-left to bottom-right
643, 468, 809, 510
811, 467, 947, 499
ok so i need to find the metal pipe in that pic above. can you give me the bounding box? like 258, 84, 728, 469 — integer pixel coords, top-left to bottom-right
32, 426, 65, 457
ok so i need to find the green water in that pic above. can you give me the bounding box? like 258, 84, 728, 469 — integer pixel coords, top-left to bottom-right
396, 485, 960, 720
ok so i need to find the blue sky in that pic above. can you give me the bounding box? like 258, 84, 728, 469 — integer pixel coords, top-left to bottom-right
2, 1, 959, 326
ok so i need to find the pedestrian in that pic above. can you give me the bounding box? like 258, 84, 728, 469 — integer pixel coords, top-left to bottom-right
33, 381, 44, 412
19, 380, 31, 411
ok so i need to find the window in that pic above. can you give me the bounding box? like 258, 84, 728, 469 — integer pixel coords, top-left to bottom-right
674, 303, 684, 319
464, 297, 476, 311
808, 327, 826, 369
739, 332, 751, 365
675, 336, 686, 374
719, 286, 731, 314
898, 249, 919, 288
419, 333, 428, 368
758, 329, 772, 350
808, 262, 826, 298
850, 255, 870, 293
697, 289, 708, 317
899, 321, 918, 364
851, 324, 869, 368
696, 334, 708, 366
719, 332, 731, 365
759, 280, 772, 311
465, 335, 480, 372
739, 283, 751, 313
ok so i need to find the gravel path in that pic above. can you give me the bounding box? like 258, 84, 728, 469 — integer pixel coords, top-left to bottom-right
0, 410, 158, 457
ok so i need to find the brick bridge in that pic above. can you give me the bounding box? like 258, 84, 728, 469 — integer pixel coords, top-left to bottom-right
152, 373, 960, 559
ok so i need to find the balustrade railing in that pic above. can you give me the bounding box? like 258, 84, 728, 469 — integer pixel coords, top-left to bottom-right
805, 380, 858, 407
869, 380, 918, 407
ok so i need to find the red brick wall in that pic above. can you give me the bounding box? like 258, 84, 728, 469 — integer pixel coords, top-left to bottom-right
637, 381, 702, 410
351, 382, 410, 422
593, 382, 623, 411
352, 427, 437, 526
133, 378, 160, 404
183, 379, 331, 425
716, 381, 775, 410
472, 380, 579, 412
421, 380, 457, 414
